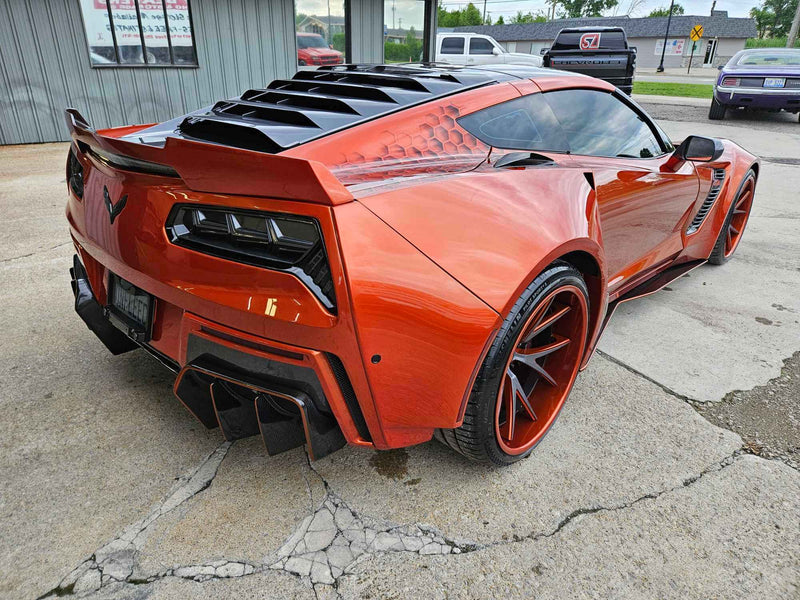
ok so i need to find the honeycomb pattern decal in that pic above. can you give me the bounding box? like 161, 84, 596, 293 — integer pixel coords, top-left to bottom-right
331, 104, 489, 182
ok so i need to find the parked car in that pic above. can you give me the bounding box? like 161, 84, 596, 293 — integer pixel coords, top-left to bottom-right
296, 32, 343, 66
542, 26, 636, 95
65, 64, 757, 465
435, 33, 543, 67
710, 48, 800, 121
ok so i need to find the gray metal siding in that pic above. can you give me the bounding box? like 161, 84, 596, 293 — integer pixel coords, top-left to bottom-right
0, 0, 296, 144
349, 0, 384, 63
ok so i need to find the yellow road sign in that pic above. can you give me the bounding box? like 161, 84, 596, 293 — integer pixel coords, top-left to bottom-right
690, 24, 704, 41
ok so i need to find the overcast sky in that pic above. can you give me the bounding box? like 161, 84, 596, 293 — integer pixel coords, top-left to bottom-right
296, 0, 757, 27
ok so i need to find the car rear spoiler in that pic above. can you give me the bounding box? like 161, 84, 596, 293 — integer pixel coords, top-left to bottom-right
64, 108, 353, 206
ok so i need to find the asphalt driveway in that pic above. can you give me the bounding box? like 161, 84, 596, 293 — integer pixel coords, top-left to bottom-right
0, 103, 798, 599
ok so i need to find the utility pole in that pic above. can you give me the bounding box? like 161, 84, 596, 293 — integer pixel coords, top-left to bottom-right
656, 0, 675, 73
483, 0, 488, 23
788, 0, 800, 48
326, 0, 331, 44
710, 0, 716, 15
392, 0, 396, 29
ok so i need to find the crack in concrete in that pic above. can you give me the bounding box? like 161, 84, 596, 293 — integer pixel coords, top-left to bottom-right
1, 241, 71, 264
38, 441, 232, 598
521, 449, 742, 545
596, 349, 799, 471
596, 349, 702, 406
36, 396, 757, 598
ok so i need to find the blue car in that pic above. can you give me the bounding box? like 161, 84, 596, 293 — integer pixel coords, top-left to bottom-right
710, 48, 800, 121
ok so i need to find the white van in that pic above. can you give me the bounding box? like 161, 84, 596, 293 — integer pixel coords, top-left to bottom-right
435, 33, 543, 67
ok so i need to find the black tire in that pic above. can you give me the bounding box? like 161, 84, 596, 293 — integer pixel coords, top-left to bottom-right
436, 262, 588, 465
709, 96, 726, 120
708, 169, 756, 265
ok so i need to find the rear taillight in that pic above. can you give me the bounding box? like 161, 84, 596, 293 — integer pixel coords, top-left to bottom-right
67, 147, 84, 199
165, 205, 336, 311
721, 77, 740, 87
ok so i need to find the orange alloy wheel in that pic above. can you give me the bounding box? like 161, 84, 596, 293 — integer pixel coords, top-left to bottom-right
724, 175, 755, 258
494, 284, 588, 455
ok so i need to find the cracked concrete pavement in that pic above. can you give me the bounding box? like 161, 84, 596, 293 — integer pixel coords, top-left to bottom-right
1, 106, 798, 599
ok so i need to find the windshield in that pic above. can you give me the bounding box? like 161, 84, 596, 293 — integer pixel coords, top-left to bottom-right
736, 50, 800, 66
297, 34, 328, 50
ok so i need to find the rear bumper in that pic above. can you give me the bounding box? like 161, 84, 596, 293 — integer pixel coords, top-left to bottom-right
715, 86, 800, 111
69, 251, 371, 459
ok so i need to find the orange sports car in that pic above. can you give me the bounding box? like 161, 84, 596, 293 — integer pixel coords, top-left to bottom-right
66, 64, 758, 465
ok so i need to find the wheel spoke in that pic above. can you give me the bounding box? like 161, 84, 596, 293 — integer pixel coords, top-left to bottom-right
726, 228, 733, 251
512, 351, 558, 387
736, 190, 751, 208
729, 225, 740, 236
522, 303, 570, 344
516, 335, 570, 360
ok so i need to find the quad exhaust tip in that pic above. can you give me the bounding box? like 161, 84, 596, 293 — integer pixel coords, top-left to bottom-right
174, 358, 346, 461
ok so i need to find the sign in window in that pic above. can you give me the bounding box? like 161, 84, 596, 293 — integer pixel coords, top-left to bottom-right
79, 0, 197, 67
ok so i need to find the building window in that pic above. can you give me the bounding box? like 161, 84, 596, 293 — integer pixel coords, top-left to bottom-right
295, 1, 347, 67
79, 0, 198, 67
383, 0, 426, 63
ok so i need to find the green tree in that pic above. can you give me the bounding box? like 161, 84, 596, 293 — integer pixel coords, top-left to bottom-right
558, 0, 619, 18
437, 2, 492, 26
648, 3, 685, 16
496, 15, 505, 24
510, 10, 548, 23
750, 0, 799, 38
462, 3, 484, 25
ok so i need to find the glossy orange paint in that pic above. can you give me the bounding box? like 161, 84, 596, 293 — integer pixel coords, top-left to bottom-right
333, 201, 501, 445
65, 68, 759, 456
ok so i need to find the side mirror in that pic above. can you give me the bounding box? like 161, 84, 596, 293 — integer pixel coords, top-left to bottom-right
677, 135, 724, 162
540, 47, 548, 55
329, 44, 334, 49
492, 47, 501, 55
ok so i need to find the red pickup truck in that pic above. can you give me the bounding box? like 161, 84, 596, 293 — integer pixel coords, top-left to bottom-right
297, 33, 344, 66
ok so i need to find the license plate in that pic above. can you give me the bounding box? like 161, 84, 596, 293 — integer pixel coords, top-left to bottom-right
108, 274, 153, 338
764, 77, 785, 88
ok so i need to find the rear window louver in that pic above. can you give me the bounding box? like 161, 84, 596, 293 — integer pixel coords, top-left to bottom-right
174, 64, 499, 154
687, 168, 726, 234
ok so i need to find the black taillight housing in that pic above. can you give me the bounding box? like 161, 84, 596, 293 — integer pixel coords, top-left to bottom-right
165, 205, 336, 312
67, 146, 84, 199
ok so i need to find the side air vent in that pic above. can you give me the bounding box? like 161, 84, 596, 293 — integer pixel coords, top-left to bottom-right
687, 168, 726, 234
169, 64, 501, 154
325, 353, 372, 442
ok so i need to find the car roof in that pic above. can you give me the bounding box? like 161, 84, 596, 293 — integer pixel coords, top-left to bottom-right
437, 32, 492, 37
136, 64, 592, 154
558, 26, 625, 32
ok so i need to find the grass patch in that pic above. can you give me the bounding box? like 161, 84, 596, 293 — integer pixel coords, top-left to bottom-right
746, 37, 799, 48
633, 81, 713, 99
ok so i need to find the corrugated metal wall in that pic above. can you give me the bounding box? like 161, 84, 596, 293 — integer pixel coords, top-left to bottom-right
0, 0, 297, 144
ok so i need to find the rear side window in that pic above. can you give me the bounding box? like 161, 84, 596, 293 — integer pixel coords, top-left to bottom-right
469, 38, 495, 55
440, 37, 465, 55
457, 94, 569, 152
543, 89, 664, 158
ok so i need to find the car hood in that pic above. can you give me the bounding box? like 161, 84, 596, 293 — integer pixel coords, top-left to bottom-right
300, 47, 342, 57
504, 53, 543, 64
